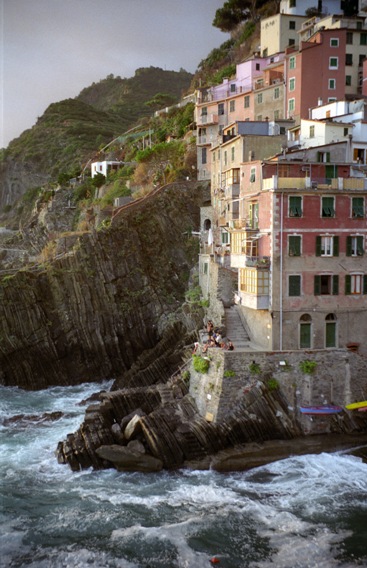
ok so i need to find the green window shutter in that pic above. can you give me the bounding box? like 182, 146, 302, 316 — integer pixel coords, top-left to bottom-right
357, 236, 364, 256
289, 275, 301, 296
316, 236, 322, 256
333, 236, 339, 256
363, 275, 367, 294
317, 152, 322, 162
352, 197, 364, 218
345, 274, 351, 294
326, 152, 331, 163
314, 275, 321, 295
289, 236, 301, 256
346, 236, 352, 256
326, 322, 336, 348
332, 275, 339, 295
300, 323, 311, 348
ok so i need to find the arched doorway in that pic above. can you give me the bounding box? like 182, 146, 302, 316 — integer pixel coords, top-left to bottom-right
325, 313, 337, 348
300, 314, 312, 348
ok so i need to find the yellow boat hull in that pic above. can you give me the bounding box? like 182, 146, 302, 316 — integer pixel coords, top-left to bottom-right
345, 400, 367, 410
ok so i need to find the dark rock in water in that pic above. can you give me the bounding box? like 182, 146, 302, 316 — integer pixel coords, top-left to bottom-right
2, 411, 63, 427
78, 390, 107, 406
96, 444, 163, 472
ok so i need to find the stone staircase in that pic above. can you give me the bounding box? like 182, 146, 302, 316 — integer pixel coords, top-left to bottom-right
224, 305, 252, 351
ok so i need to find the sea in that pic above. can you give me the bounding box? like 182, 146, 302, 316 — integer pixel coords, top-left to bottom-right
1, 380, 367, 568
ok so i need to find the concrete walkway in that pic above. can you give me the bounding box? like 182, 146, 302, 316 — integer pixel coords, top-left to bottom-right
224, 305, 261, 351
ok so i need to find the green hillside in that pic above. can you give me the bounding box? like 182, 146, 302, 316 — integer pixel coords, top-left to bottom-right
4, 67, 193, 181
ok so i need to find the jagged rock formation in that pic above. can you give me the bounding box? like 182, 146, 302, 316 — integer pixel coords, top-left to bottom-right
0, 181, 208, 389
56, 376, 302, 472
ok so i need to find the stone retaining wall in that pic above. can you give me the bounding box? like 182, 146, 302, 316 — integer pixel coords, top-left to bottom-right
189, 348, 367, 435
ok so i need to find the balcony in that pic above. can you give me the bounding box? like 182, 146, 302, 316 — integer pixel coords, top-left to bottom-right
245, 256, 270, 268
197, 113, 218, 126
224, 183, 240, 200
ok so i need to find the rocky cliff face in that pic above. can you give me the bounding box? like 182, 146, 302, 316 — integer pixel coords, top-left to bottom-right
0, 181, 208, 390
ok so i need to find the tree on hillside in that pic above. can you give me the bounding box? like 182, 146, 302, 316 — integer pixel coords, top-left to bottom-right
213, 0, 268, 32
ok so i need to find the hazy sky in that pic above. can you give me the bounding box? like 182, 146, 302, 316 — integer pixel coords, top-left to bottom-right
1, 0, 227, 148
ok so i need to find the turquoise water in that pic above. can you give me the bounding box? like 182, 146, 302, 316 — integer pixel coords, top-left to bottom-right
1, 382, 367, 567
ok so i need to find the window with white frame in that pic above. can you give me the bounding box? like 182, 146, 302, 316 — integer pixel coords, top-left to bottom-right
345, 273, 363, 294
309, 125, 315, 137
329, 78, 336, 89
288, 98, 295, 113
257, 93, 263, 104
317, 235, 339, 256
274, 87, 280, 99
289, 77, 295, 91
346, 235, 364, 256
289, 56, 296, 69
330, 38, 339, 47
230, 100, 235, 112
329, 57, 338, 69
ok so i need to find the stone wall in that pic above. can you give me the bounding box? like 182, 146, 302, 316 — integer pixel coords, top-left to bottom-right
199, 258, 237, 330
189, 348, 367, 435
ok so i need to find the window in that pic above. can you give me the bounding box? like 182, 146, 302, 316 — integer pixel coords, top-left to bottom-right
344, 127, 349, 136
289, 275, 301, 296
329, 79, 336, 89
325, 314, 337, 348
274, 87, 280, 99
352, 197, 364, 218
314, 275, 339, 295
202, 147, 207, 164
289, 195, 302, 217
359, 54, 365, 66
316, 235, 339, 256
274, 110, 280, 119
289, 56, 296, 70
360, 33, 367, 45
240, 268, 269, 294
289, 0, 296, 6
346, 53, 353, 65
244, 95, 250, 108
224, 151, 227, 166
346, 75, 352, 86
346, 235, 364, 256
230, 83, 236, 92
288, 98, 295, 113
231, 146, 235, 162
201, 106, 207, 116
257, 115, 263, 121
221, 231, 229, 245
321, 196, 335, 217
317, 151, 330, 163
257, 93, 263, 104
256, 63, 260, 71
230, 100, 235, 112
346, 32, 353, 44
250, 168, 256, 183
345, 274, 367, 295
289, 39, 295, 46
300, 314, 312, 348
329, 57, 338, 69
289, 20, 296, 30
289, 236, 301, 256
249, 202, 259, 228
309, 125, 315, 137
289, 77, 295, 91
330, 38, 339, 47
218, 103, 224, 115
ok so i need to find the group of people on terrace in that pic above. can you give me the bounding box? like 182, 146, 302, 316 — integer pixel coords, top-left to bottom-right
193, 320, 234, 354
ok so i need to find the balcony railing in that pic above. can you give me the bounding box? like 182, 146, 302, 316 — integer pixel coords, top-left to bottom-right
197, 113, 218, 126
262, 176, 367, 191
245, 256, 270, 268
